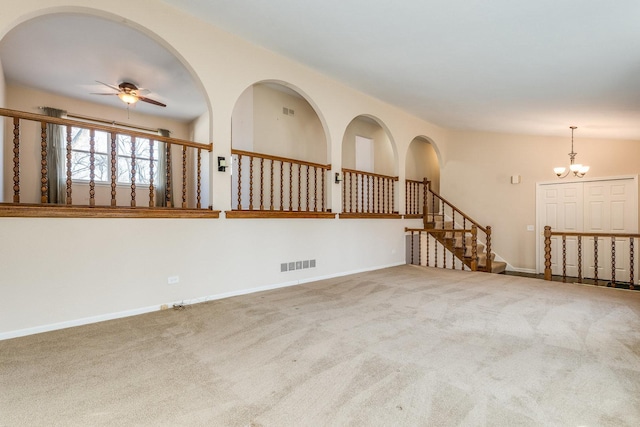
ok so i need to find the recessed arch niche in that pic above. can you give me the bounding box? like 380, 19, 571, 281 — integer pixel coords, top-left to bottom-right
406, 136, 440, 193
230, 81, 330, 211
0, 10, 211, 207
231, 81, 328, 164
341, 115, 397, 176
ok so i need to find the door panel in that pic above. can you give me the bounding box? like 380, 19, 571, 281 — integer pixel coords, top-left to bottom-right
537, 178, 638, 281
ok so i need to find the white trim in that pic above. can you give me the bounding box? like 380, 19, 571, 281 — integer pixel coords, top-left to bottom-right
506, 266, 537, 274
0, 262, 405, 341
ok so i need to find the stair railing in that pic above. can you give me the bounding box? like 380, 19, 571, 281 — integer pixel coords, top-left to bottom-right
406, 225, 478, 271
420, 178, 493, 272
543, 226, 639, 289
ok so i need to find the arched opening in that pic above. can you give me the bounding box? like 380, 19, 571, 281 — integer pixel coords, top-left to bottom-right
404, 135, 440, 217
0, 11, 212, 211
340, 115, 398, 216
230, 81, 331, 216
406, 136, 440, 191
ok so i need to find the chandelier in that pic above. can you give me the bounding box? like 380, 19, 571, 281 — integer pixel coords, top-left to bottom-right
554, 126, 589, 178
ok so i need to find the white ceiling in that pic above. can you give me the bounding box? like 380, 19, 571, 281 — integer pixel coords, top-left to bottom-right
2, 2, 640, 139
160, 0, 640, 140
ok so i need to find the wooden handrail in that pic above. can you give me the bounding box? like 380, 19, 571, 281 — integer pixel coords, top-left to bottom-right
405, 179, 424, 184
427, 183, 486, 233
231, 149, 331, 214
232, 149, 330, 170
342, 168, 398, 180
405, 226, 478, 271
405, 227, 474, 233
544, 225, 638, 288
341, 168, 398, 215
2, 107, 216, 215
549, 230, 640, 239
0, 108, 212, 151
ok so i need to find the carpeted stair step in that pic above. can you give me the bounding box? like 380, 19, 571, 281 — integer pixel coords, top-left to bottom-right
426, 214, 444, 223
478, 260, 507, 274
464, 242, 484, 258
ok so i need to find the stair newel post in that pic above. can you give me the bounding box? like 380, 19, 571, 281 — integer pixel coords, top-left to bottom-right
485, 226, 492, 273
544, 226, 552, 280
423, 177, 429, 228
470, 225, 478, 271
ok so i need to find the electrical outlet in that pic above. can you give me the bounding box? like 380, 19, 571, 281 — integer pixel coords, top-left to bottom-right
160, 304, 169, 310
167, 276, 180, 285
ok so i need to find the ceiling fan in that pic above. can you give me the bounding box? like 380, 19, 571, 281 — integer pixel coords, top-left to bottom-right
93, 81, 166, 107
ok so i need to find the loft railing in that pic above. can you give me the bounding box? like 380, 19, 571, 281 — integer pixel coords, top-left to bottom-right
341, 168, 398, 218
228, 149, 333, 218
406, 226, 478, 271
543, 226, 640, 289
0, 108, 217, 218
405, 178, 427, 217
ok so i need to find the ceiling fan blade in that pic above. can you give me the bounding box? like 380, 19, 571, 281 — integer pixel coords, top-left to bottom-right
138, 96, 166, 107
95, 80, 121, 92
90, 92, 118, 96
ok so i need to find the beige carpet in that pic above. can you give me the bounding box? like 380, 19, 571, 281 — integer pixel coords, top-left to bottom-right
2, 265, 640, 426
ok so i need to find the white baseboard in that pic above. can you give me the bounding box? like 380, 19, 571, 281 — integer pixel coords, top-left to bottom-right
0, 262, 405, 341
506, 266, 538, 274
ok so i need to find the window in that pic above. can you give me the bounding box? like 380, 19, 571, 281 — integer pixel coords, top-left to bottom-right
69, 127, 159, 185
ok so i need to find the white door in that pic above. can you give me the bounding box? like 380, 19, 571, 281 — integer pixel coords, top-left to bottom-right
583, 179, 637, 282
537, 182, 583, 276
537, 177, 638, 282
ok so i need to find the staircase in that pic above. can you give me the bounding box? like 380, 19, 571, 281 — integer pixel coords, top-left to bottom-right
405, 178, 507, 275
426, 214, 507, 274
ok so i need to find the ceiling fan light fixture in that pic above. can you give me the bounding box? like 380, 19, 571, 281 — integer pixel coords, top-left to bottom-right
118, 92, 138, 105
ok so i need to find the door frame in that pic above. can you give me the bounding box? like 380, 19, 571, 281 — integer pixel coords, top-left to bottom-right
535, 174, 639, 274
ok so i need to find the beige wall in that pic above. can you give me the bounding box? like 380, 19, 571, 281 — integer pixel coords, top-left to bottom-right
0, 56, 4, 200
251, 83, 327, 164
442, 130, 640, 270
406, 137, 440, 193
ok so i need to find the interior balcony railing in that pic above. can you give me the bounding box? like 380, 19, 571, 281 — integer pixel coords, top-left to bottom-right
228, 149, 333, 218
543, 226, 640, 289
340, 168, 399, 218
405, 178, 428, 218
0, 108, 218, 218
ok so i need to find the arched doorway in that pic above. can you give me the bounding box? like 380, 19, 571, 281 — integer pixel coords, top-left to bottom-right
230, 81, 330, 214
341, 115, 398, 215
0, 11, 211, 207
